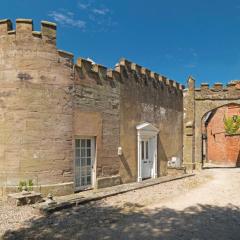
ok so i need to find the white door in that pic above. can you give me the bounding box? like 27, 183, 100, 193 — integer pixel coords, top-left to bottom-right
141, 139, 153, 179
75, 138, 95, 190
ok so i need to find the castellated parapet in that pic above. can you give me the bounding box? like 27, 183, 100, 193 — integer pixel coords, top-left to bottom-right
75, 57, 184, 91
0, 19, 74, 196
194, 81, 240, 100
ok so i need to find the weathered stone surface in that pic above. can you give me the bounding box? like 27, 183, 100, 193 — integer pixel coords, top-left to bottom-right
0, 19, 74, 196
96, 175, 121, 188
118, 60, 183, 182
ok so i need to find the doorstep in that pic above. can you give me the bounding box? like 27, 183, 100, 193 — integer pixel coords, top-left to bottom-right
36, 173, 195, 215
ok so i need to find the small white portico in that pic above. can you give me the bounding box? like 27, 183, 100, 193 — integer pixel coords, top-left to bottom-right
136, 122, 159, 182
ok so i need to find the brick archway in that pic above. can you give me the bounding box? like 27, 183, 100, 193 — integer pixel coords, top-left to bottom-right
201, 103, 240, 167
183, 77, 240, 171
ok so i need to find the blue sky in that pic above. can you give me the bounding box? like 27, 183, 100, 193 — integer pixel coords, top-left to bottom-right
1, 0, 240, 86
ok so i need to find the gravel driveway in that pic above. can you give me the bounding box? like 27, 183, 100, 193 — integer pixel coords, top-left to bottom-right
1, 168, 240, 240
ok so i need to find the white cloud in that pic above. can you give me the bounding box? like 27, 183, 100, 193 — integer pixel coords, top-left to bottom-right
92, 8, 110, 15
48, 1, 115, 32
78, 3, 90, 10
48, 11, 86, 29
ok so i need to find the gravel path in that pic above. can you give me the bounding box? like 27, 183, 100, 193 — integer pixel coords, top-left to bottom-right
1, 168, 240, 240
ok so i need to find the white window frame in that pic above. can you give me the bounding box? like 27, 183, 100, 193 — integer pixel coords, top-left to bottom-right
74, 136, 96, 191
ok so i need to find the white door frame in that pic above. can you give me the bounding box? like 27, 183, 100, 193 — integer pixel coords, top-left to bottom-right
136, 122, 159, 182
74, 136, 96, 191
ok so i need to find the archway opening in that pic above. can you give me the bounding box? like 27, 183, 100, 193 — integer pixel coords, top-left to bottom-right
201, 103, 240, 168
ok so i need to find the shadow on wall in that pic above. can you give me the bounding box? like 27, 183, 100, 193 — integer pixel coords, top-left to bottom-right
3, 203, 240, 240
119, 154, 133, 179
158, 135, 169, 175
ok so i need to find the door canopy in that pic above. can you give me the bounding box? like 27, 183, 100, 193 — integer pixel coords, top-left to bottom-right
136, 122, 159, 137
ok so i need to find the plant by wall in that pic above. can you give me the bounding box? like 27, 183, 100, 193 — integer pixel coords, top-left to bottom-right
223, 115, 240, 135
18, 179, 34, 192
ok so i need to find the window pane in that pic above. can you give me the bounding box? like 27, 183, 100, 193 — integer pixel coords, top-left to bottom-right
87, 139, 91, 148
81, 158, 86, 167
81, 166, 87, 175
87, 176, 91, 185
87, 158, 91, 165
81, 140, 86, 148
87, 166, 91, 175
146, 141, 149, 159
87, 149, 91, 157
81, 177, 86, 186
81, 149, 86, 157
141, 141, 144, 159
75, 139, 80, 148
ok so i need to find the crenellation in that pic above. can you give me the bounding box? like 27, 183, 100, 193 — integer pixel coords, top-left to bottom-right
158, 75, 165, 84
165, 78, 171, 86
196, 82, 240, 93
0, 19, 12, 36
41, 20, 57, 45
162, 76, 167, 84
58, 50, 74, 60
173, 81, 177, 88
168, 80, 174, 87
213, 82, 223, 91
16, 19, 33, 36
0, 18, 58, 47
141, 67, 151, 77
200, 83, 209, 90
92, 64, 108, 80
115, 58, 184, 91
107, 69, 121, 82
76, 58, 93, 72
107, 69, 114, 79
150, 71, 158, 80
227, 82, 236, 90
119, 58, 132, 69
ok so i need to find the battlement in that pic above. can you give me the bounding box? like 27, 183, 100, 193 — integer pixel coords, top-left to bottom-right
0, 19, 56, 45
194, 81, 240, 92
185, 78, 240, 100
75, 57, 184, 91
117, 58, 184, 90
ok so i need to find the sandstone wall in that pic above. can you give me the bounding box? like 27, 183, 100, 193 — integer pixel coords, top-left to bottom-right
73, 58, 184, 185
0, 19, 74, 196
74, 59, 121, 188
117, 59, 184, 183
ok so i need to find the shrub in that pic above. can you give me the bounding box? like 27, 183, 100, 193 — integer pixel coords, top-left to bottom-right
223, 115, 240, 135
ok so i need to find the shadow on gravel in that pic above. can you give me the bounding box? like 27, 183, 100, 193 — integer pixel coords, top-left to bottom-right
203, 166, 239, 169
3, 203, 240, 240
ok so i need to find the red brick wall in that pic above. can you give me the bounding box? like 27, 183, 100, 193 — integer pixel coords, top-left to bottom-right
207, 104, 240, 166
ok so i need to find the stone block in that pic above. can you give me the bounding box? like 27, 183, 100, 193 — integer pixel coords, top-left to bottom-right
96, 175, 121, 189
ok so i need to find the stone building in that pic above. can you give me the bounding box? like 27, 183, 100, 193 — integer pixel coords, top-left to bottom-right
1, 19, 239, 198
0, 19, 184, 197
